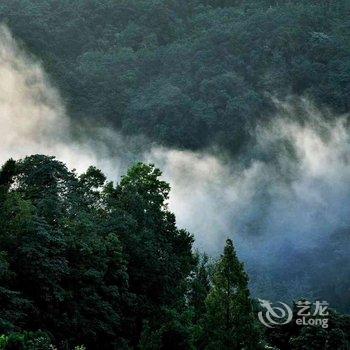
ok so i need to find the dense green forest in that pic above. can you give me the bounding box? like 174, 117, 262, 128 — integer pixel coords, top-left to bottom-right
1, 0, 349, 152
0, 155, 349, 349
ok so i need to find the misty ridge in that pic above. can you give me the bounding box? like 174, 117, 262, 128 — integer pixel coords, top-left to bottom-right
1, 21, 349, 316
0, 0, 350, 348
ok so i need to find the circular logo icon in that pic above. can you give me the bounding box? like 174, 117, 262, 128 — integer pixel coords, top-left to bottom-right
258, 299, 293, 328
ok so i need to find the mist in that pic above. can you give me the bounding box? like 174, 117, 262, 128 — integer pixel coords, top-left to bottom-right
1, 25, 349, 309
0, 24, 146, 178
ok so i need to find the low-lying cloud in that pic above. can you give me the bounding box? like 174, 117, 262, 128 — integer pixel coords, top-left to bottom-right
0, 24, 143, 178
1, 25, 349, 309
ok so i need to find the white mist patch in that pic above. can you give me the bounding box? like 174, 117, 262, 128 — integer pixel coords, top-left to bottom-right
257, 102, 350, 250
146, 100, 350, 263
0, 25, 66, 158
144, 147, 264, 252
0, 25, 129, 178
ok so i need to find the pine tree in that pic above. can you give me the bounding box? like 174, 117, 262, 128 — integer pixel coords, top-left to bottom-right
205, 239, 261, 349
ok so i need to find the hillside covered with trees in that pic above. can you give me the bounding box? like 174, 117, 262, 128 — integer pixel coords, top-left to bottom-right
1, 0, 349, 153
0, 155, 349, 349
0, 0, 350, 348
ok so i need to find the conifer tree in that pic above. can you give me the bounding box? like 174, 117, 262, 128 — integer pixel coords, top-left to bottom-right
205, 239, 261, 349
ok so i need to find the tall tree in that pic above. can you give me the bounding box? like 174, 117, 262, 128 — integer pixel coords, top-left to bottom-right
205, 239, 261, 349
105, 163, 195, 346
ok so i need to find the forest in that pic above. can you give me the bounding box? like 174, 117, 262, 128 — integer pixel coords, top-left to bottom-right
1, 0, 349, 153
0, 155, 349, 349
0, 0, 350, 349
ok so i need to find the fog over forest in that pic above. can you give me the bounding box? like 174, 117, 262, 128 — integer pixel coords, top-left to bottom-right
0, 1, 350, 348
1, 24, 349, 311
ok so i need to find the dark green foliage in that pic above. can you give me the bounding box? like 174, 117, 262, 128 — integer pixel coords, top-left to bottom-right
0, 154, 348, 349
0, 156, 195, 349
203, 239, 262, 349
0, 331, 52, 350
105, 163, 195, 345
266, 306, 350, 349
1, 1, 349, 153
0, 156, 130, 348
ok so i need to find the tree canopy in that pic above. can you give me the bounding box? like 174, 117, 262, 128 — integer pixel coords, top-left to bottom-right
0, 155, 194, 349
0, 155, 348, 349
0, 0, 349, 153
